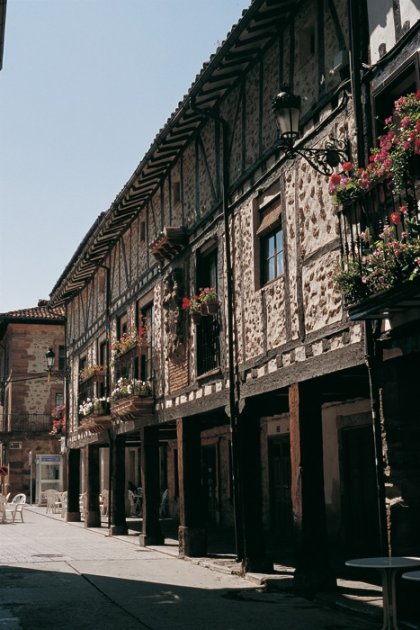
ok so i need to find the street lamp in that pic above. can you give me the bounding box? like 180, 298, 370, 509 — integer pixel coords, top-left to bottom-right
272, 87, 349, 175
45, 348, 55, 382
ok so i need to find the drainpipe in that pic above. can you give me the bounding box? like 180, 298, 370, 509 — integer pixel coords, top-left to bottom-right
350, 0, 388, 554
348, 0, 367, 165
190, 100, 244, 561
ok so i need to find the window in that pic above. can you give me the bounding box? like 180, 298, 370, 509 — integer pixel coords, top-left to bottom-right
140, 221, 146, 242
98, 340, 108, 397
255, 181, 283, 287
373, 55, 419, 138
78, 356, 93, 412
196, 246, 220, 375
261, 225, 284, 284
116, 313, 128, 339
172, 181, 181, 205
58, 346, 66, 372
55, 393, 64, 407
136, 302, 154, 383
299, 16, 316, 67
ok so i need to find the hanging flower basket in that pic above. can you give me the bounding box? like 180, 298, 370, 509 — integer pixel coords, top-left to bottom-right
182, 287, 220, 322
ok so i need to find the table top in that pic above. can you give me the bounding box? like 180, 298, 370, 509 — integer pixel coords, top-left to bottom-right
346, 557, 420, 569
402, 570, 420, 581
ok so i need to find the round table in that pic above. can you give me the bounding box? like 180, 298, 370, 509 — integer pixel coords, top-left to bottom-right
402, 570, 420, 582
345, 556, 420, 630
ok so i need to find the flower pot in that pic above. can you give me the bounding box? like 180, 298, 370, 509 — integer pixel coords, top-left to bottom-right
200, 304, 209, 316
207, 302, 219, 314
191, 312, 201, 324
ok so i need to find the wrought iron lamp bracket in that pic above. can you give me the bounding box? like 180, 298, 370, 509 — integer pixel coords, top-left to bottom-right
281, 137, 350, 176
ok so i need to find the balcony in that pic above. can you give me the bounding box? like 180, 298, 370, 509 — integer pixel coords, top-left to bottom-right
0, 413, 52, 433
149, 226, 187, 264
336, 175, 420, 320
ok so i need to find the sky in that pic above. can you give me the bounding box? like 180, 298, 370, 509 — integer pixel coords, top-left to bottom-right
0, 0, 249, 313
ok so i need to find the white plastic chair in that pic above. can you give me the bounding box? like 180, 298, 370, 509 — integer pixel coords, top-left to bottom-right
5, 493, 26, 522
44, 489, 60, 514
100, 489, 109, 516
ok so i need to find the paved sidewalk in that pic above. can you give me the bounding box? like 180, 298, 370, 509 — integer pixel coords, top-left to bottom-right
0, 506, 395, 629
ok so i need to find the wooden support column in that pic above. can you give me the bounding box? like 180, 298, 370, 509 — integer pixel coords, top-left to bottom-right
289, 381, 336, 595
176, 417, 207, 557
240, 404, 273, 573
109, 435, 128, 535
139, 425, 164, 546
82, 445, 101, 528
65, 447, 81, 522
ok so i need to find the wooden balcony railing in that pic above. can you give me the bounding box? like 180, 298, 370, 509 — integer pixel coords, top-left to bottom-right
0, 413, 52, 433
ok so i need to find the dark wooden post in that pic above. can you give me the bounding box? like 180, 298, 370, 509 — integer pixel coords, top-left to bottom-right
240, 403, 273, 573
109, 435, 128, 535
65, 447, 81, 522
83, 445, 101, 527
139, 425, 164, 546
176, 417, 207, 557
289, 381, 336, 595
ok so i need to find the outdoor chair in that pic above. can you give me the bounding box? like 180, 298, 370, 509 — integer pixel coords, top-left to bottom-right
100, 489, 109, 516
5, 493, 26, 523
44, 489, 61, 514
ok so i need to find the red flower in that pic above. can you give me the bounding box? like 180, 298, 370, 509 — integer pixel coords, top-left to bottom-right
342, 162, 353, 173
400, 205, 408, 214
329, 173, 341, 185
390, 211, 401, 225
181, 297, 191, 310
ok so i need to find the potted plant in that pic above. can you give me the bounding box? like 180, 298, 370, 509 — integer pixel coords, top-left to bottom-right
198, 287, 220, 314
182, 296, 202, 323
110, 378, 153, 417
111, 327, 146, 356
328, 91, 420, 205
333, 217, 420, 304
49, 417, 65, 437
79, 364, 106, 382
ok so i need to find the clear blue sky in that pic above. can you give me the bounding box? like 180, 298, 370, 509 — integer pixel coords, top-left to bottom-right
0, 0, 249, 313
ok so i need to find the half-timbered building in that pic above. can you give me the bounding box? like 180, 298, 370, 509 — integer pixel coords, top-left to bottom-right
48, 0, 420, 597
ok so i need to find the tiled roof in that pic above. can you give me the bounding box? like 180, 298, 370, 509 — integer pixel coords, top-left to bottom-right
0, 305, 65, 322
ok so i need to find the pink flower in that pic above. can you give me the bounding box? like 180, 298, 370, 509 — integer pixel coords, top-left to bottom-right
401, 116, 412, 129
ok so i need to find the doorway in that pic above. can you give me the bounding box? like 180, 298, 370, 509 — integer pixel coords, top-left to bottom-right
340, 425, 380, 557
202, 444, 219, 523
268, 435, 293, 544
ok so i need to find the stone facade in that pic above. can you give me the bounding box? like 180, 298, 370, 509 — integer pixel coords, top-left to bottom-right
0, 308, 65, 498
